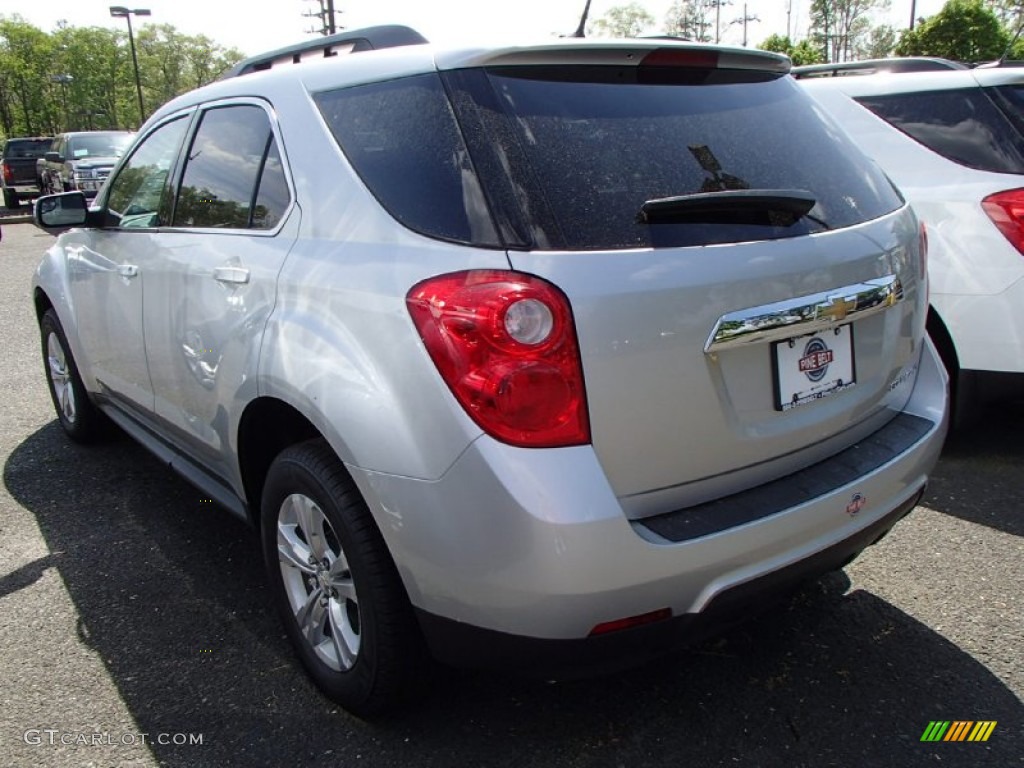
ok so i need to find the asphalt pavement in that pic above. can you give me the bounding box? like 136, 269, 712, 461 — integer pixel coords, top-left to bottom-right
0, 221, 1020, 768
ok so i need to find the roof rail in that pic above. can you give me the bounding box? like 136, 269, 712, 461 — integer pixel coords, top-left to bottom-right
791, 57, 967, 79
222, 25, 428, 79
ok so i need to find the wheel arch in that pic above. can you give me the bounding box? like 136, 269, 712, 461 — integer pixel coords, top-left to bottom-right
236, 397, 322, 523
926, 305, 958, 381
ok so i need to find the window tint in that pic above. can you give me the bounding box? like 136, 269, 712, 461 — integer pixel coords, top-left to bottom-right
455, 66, 902, 250
314, 75, 500, 247
106, 117, 188, 229
174, 105, 289, 230
253, 140, 289, 229
856, 88, 1024, 174
989, 84, 1024, 138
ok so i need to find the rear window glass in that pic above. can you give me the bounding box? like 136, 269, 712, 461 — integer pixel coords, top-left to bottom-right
3, 139, 52, 158
454, 66, 903, 249
855, 88, 1024, 175
317, 68, 901, 251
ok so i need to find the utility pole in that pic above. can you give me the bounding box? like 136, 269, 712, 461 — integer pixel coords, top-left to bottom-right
304, 0, 340, 36
730, 3, 760, 47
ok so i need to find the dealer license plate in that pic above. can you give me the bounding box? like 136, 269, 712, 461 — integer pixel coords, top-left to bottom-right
773, 325, 856, 411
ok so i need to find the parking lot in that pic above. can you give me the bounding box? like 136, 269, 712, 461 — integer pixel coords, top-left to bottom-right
0, 220, 1020, 767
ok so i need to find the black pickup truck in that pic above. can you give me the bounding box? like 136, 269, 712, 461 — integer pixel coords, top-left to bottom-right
1, 136, 52, 209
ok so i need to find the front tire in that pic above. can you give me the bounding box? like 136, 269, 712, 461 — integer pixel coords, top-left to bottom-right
261, 440, 425, 717
39, 309, 106, 443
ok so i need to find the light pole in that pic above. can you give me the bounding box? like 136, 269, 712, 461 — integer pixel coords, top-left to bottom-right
109, 6, 150, 125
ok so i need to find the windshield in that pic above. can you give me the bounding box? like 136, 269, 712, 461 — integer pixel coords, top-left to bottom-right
68, 133, 133, 159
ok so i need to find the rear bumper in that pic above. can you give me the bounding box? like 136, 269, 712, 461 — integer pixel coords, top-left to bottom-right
416, 488, 922, 678
351, 338, 947, 667
2, 183, 40, 196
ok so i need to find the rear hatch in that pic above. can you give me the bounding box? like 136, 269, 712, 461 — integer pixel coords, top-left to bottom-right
316, 42, 926, 515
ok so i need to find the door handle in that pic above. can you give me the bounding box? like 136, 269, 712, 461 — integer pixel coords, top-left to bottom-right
213, 266, 250, 285
118, 264, 139, 278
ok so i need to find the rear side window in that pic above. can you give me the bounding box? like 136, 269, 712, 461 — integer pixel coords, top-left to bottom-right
174, 104, 290, 230
856, 88, 1024, 174
315, 75, 500, 247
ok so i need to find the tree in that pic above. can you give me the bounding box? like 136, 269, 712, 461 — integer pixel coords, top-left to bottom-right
809, 0, 890, 62
589, 2, 656, 37
0, 17, 58, 135
858, 23, 897, 57
758, 33, 827, 64
895, 0, 1008, 61
986, 0, 1024, 28
0, 14, 244, 139
665, 0, 715, 41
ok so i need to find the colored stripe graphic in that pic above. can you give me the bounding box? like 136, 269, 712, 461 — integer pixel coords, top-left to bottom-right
945, 721, 972, 741
921, 721, 950, 742
968, 722, 997, 742
920, 721, 996, 742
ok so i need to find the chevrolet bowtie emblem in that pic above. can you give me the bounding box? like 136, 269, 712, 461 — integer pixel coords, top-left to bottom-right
819, 295, 851, 322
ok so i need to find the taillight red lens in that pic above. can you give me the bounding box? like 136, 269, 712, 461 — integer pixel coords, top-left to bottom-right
407, 270, 590, 448
982, 188, 1024, 255
1, 162, 12, 184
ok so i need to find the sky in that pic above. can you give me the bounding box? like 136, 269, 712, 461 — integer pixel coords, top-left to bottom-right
1, 0, 949, 57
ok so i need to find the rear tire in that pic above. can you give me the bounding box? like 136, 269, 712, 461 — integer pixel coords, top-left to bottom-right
261, 439, 426, 717
39, 309, 107, 443
3, 189, 18, 209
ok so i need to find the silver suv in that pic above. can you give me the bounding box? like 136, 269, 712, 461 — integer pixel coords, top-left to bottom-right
32, 27, 947, 716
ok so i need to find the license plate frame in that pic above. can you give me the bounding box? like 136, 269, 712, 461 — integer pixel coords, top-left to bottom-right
772, 325, 856, 411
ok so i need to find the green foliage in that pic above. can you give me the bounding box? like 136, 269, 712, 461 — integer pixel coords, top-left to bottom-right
589, 2, 656, 37
0, 13, 244, 140
758, 34, 827, 64
664, 0, 716, 42
859, 23, 898, 57
895, 0, 1008, 60
809, 0, 891, 61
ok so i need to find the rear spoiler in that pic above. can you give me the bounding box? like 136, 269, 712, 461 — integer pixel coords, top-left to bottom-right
222, 25, 428, 79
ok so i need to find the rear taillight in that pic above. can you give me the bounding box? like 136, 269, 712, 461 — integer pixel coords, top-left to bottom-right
1, 162, 12, 184
407, 270, 590, 448
981, 188, 1024, 255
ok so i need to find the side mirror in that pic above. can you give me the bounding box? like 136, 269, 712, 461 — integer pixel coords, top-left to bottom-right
45, 151, 63, 163
35, 192, 89, 229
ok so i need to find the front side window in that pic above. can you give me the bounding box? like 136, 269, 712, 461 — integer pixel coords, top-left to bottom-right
106, 118, 188, 229
173, 104, 289, 230
856, 88, 1024, 174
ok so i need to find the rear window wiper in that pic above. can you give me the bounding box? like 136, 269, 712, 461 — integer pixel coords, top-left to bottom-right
637, 189, 824, 228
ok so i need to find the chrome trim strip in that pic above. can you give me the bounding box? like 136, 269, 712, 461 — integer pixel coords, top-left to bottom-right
705, 275, 903, 353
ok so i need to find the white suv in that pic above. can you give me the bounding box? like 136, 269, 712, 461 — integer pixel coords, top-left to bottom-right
798, 64, 1024, 422
32, 28, 947, 716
